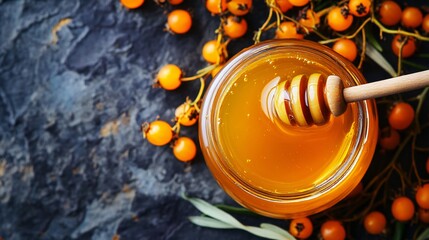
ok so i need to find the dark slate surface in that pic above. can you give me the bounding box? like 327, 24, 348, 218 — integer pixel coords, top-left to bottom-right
0, 0, 428, 240
0, 0, 268, 239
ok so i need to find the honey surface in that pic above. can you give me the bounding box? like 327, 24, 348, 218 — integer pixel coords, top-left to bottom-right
216, 52, 358, 194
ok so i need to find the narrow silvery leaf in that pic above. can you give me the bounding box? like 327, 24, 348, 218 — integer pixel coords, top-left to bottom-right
185, 195, 244, 228
243, 225, 288, 240
188, 216, 236, 229
260, 223, 296, 239
417, 228, 429, 240
365, 42, 397, 77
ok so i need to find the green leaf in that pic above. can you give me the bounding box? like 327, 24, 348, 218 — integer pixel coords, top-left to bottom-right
417, 227, 429, 240
417, 53, 429, 58
184, 195, 244, 228
365, 42, 397, 77
402, 59, 428, 71
189, 216, 294, 240
215, 204, 258, 216
188, 216, 236, 229
184, 194, 296, 240
365, 25, 383, 52
392, 221, 405, 240
243, 225, 291, 240
260, 223, 295, 239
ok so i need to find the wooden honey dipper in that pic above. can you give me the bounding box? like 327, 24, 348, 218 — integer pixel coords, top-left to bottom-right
273, 70, 429, 127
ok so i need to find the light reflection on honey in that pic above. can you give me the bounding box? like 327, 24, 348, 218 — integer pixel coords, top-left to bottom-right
216, 54, 358, 194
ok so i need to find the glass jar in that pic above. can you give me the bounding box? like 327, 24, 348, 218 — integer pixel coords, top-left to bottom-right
199, 39, 378, 218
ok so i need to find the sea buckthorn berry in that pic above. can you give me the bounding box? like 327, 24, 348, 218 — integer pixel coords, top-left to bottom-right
416, 184, 429, 209
202, 40, 222, 64
332, 39, 358, 62
224, 16, 248, 39
120, 0, 145, 9
206, 0, 227, 14
175, 103, 198, 126
391, 196, 415, 221
320, 220, 346, 240
379, 127, 400, 150
423, 14, 429, 33
388, 102, 415, 130
378, 1, 402, 26
157, 64, 182, 90
299, 9, 320, 32
168, 0, 183, 5
391, 35, 416, 58
419, 208, 429, 223
289, 217, 313, 239
167, 9, 192, 34
327, 7, 354, 32
348, 0, 371, 17
275, 0, 293, 13
275, 21, 304, 39
364, 211, 386, 235
227, 0, 252, 16
143, 120, 173, 146
288, 0, 309, 7
401, 6, 423, 29
173, 137, 197, 162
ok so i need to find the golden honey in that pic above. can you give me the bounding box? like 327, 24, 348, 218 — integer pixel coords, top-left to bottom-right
199, 40, 378, 218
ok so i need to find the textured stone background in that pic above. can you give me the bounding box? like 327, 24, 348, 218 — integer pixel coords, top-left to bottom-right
0, 0, 428, 239
0, 0, 272, 239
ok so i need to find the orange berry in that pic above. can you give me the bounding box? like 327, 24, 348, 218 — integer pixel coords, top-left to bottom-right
364, 211, 386, 235
288, 0, 309, 7
332, 39, 358, 62
289, 217, 313, 239
391, 196, 415, 221
378, 1, 402, 26
202, 40, 221, 64
327, 7, 354, 32
320, 220, 346, 240
275, 0, 293, 13
401, 6, 423, 29
167, 10, 192, 34
391, 35, 417, 58
157, 64, 182, 90
175, 103, 198, 127
379, 127, 400, 150
206, 0, 227, 14
419, 208, 429, 223
173, 137, 197, 162
224, 16, 248, 39
299, 9, 320, 32
143, 120, 173, 146
348, 0, 371, 17
227, 0, 252, 16
388, 102, 415, 130
120, 0, 145, 9
275, 21, 304, 39
168, 0, 183, 5
423, 14, 429, 33
416, 184, 429, 209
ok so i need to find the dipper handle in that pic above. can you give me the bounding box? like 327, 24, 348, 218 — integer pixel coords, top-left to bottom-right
343, 70, 429, 102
